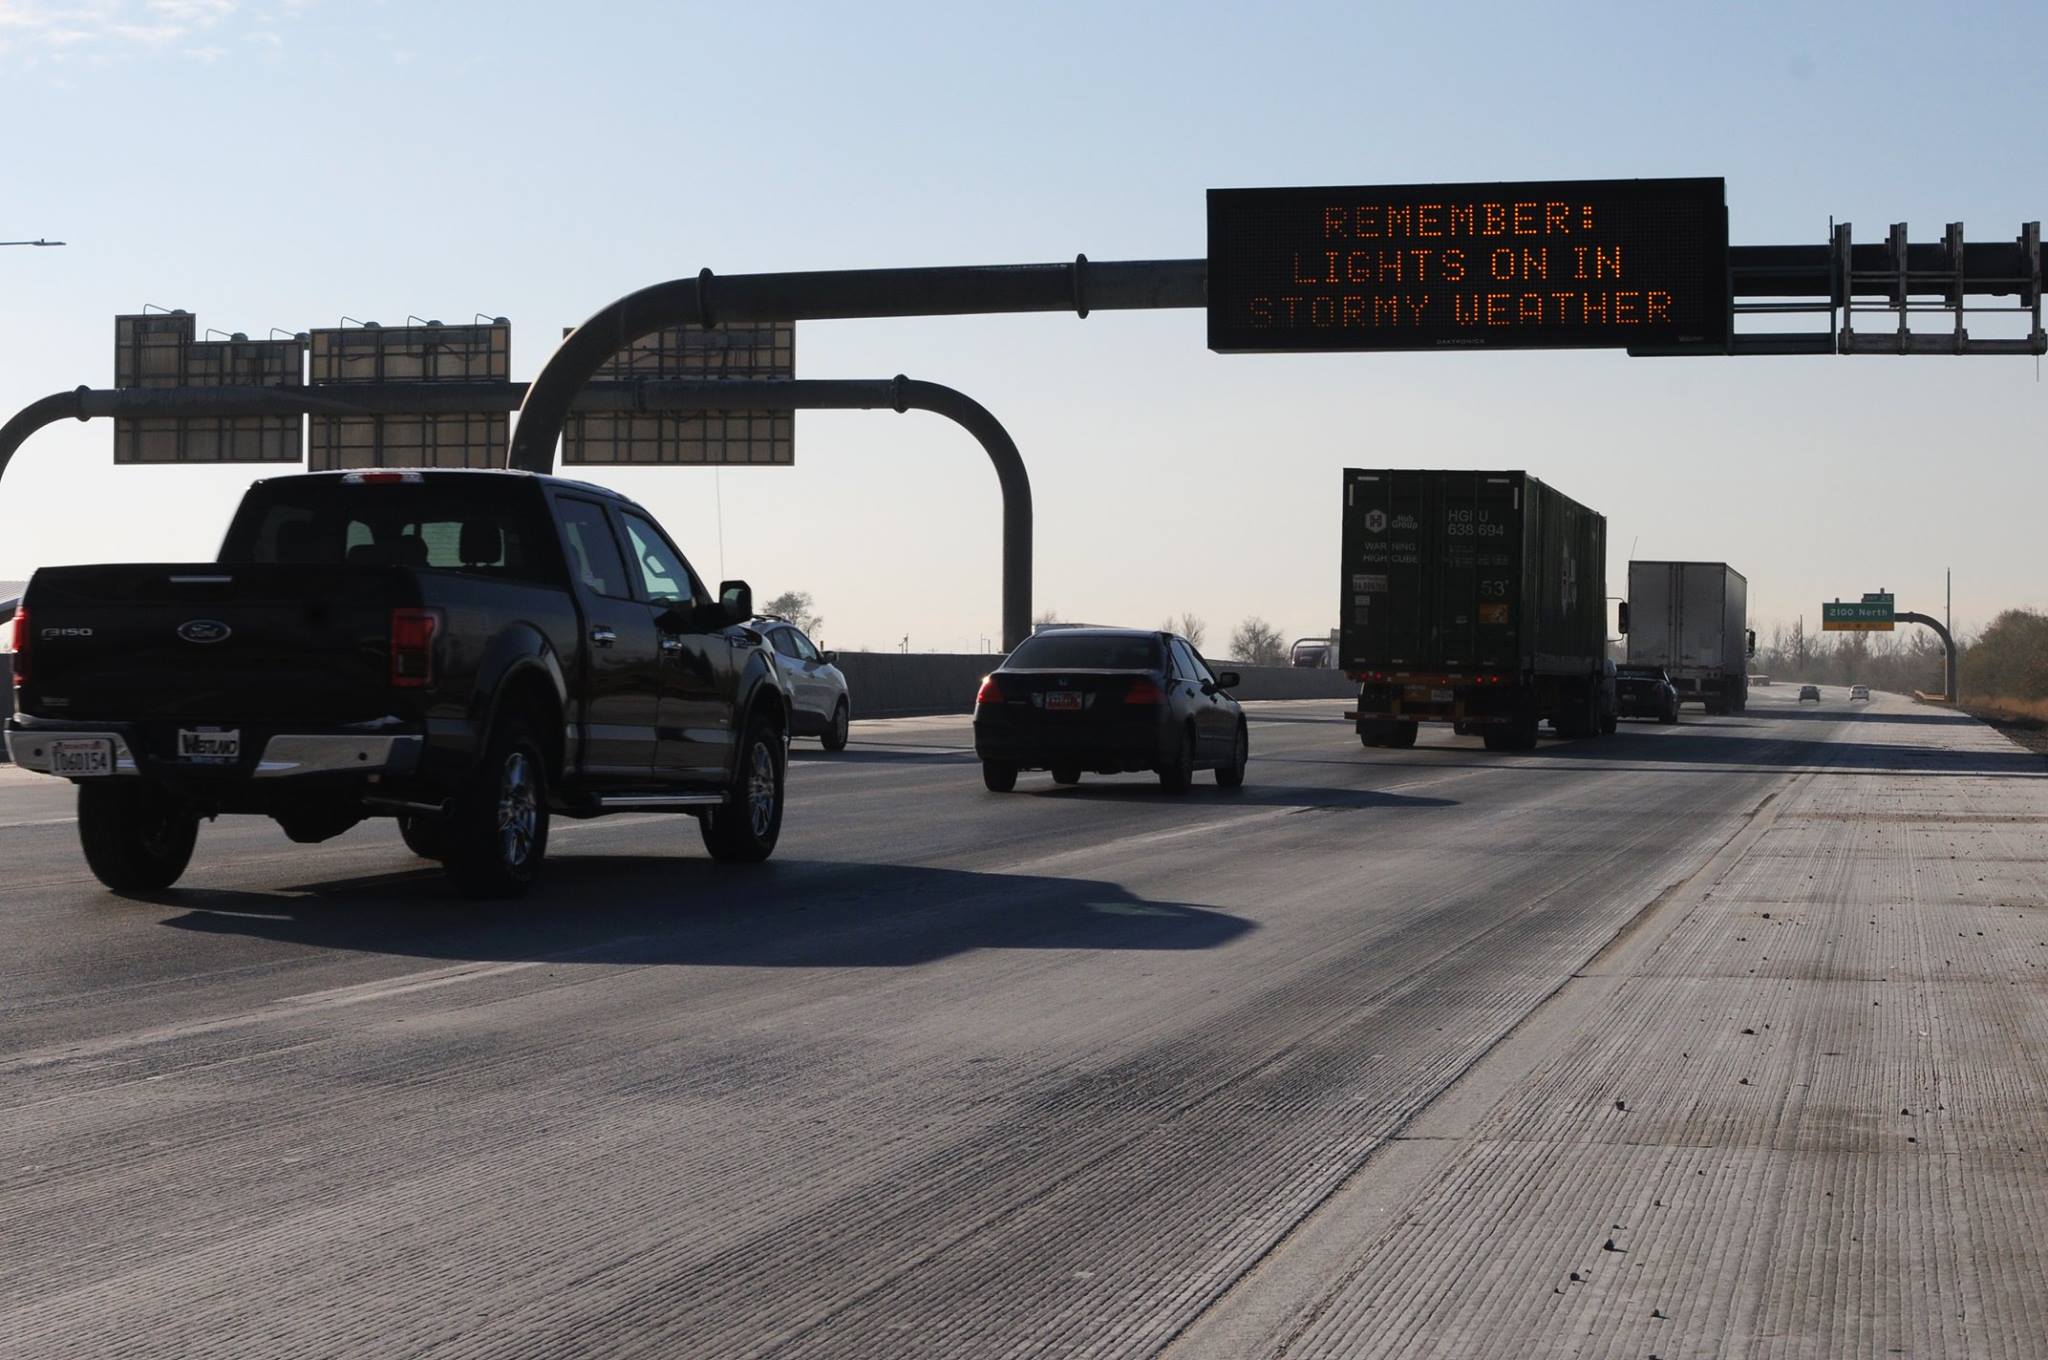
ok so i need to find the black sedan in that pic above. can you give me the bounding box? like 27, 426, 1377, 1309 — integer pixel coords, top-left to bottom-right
973, 628, 1248, 792
1615, 665, 1680, 724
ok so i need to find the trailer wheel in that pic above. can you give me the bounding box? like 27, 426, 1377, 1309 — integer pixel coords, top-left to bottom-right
1386, 721, 1418, 749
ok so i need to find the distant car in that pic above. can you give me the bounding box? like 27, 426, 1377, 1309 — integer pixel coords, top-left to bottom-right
1750, 674, 1772, 687
973, 627, 1247, 792
1799, 684, 1822, 702
751, 617, 850, 751
1849, 684, 1871, 701
1616, 665, 1680, 724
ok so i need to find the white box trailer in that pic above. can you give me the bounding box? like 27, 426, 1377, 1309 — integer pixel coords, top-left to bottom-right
1624, 561, 1753, 714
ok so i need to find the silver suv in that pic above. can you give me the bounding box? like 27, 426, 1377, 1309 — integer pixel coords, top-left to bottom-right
751, 618, 850, 751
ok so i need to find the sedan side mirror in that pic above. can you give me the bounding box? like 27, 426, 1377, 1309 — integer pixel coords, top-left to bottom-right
1214, 670, 1241, 689
819, 650, 838, 665
718, 579, 753, 626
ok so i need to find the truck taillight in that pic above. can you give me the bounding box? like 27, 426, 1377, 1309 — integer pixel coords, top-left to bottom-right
390, 608, 441, 687
6, 605, 24, 689
975, 676, 1003, 705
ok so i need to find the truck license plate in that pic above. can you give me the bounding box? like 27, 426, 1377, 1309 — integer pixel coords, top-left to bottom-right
1431, 689, 1454, 703
1045, 691, 1083, 711
50, 739, 113, 778
177, 728, 240, 763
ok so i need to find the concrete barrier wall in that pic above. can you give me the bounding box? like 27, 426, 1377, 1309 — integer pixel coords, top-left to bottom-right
0, 651, 1351, 756
836, 651, 1352, 718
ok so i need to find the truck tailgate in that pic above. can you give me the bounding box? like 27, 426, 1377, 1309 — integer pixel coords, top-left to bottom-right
20, 564, 418, 722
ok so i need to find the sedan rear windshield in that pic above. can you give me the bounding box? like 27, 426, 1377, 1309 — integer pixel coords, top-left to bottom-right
1006, 633, 1162, 670
220, 481, 556, 582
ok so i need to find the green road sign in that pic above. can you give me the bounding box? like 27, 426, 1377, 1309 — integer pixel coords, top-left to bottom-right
1823, 600, 1894, 631
1861, 592, 1895, 609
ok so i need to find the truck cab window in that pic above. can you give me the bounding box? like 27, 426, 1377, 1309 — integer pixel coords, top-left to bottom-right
619, 512, 695, 604
557, 499, 632, 600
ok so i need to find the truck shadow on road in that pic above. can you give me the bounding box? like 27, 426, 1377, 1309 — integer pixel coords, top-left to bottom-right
151, 857, 1257, 968
1361, 726, 2046, 778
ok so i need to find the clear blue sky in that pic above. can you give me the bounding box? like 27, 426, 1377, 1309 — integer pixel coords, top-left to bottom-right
3, 0, 2043, 650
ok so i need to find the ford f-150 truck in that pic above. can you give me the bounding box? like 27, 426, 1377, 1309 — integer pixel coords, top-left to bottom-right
4, 469, 793, 897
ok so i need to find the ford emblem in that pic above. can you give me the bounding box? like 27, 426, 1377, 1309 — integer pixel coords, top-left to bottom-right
178, 619, 231, 644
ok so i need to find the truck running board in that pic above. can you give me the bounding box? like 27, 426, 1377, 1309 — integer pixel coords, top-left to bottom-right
592, 793, 726, 810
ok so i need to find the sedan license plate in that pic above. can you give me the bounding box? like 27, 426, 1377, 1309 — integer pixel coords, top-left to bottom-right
177, 728, 240, 764
50, 739, 113, 778
1431, 689, 1454, 704
1044, 691, 1084, 711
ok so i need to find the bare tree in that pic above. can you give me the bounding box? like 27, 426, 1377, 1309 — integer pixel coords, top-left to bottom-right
1158, 612, 1207, 649
1033, 607, 1062, 631
1230, 616, 1287, 667
763, 590, 823, 637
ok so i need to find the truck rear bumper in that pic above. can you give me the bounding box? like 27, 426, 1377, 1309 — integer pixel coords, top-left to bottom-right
6, 719, 423, 783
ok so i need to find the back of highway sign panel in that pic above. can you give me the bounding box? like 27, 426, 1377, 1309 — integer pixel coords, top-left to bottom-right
562, 322, 794, 466
112, 313, 305, 463
1207, 178, 1728, 354
305, 322, 509, 470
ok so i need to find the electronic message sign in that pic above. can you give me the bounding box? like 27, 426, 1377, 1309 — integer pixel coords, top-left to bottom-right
1207, 178, 1728, 354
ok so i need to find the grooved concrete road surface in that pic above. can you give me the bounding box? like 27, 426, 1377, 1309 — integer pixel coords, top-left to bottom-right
3, 691, 2043, 1357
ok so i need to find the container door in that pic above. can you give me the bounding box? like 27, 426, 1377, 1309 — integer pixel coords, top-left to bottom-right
1438, 473, 1522, 671
1341, 470, 1430, 671
1680, 564, 1722, 668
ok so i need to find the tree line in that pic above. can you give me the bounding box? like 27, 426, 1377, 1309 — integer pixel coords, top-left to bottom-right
1755, 608, 2048, 713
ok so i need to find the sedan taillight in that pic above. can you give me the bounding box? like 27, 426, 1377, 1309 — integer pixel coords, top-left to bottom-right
1124, 678, 1166, 705
975, 675, 1003, 705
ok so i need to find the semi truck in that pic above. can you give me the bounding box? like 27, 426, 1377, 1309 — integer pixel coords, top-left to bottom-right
1340, 469, 1612, 752
1622, 561, 1753, 714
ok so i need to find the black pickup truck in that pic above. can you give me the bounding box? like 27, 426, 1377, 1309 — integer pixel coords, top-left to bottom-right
4, 469, 793, 897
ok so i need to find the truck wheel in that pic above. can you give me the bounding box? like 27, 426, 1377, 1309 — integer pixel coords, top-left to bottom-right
77, 782, 198, 892
1601, 710, 1619, 735
982, 761, 1018, 793
820, 699, 850, 753
444, 721, 550, 899
1386, 721, 1419, 749
702, 713, 786, 863
398, 814, 446, 860
1052, 765, 1082, 786
1216, 723, 1249, 788
1660, 707, 1679, 725
1158, 727, 1196, 792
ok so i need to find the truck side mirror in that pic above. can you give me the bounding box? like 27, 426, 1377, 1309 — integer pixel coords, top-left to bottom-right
1746, 628, 1757, 658
718, 580, 753, 625
1617, 602, 1630, 635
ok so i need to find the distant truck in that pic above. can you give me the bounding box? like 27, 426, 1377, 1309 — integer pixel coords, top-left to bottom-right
1340, 469, 1612, 752
1622, 561, 1754, 714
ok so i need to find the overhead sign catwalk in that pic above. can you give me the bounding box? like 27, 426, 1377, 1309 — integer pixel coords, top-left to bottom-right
1207, 178, 1728, 353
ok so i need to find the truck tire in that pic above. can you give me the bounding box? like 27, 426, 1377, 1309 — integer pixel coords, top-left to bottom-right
399, 814, 446, 860
821, 699, 850, 753
1052, 765, 1082, 785
77, 782, 198, 892
702, 711, 786, 862
444, 720, 550, 899
1157, 726, 1196, 792
1386, 721, 1419, 749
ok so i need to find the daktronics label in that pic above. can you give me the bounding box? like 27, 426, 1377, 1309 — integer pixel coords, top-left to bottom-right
1207, 177, 1727, 353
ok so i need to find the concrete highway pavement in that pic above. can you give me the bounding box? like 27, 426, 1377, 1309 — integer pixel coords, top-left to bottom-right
2, 690, 2043, 1357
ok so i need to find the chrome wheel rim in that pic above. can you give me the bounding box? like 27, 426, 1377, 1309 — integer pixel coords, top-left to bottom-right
497, 751, 538, 868
746, 740, 778, 838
